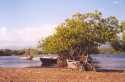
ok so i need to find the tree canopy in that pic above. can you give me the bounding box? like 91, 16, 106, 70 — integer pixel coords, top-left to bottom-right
40, 11, 120, 60
110, 21, 125, 52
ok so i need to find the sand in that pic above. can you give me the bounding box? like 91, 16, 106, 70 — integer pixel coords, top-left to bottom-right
0, 68, 125, 82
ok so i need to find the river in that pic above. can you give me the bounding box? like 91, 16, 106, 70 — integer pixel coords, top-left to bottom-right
91, 54, 125, 70
0, 56, 41, 68
0, 54, 125, 70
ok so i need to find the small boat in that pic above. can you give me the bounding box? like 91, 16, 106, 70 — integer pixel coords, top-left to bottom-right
32, 57, 40, 61
20, 56, 32, 60
40, 57, 57, 67
20, 48, 33, 60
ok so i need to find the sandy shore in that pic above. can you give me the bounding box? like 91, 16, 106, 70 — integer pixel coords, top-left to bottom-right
0, 68, 125, 82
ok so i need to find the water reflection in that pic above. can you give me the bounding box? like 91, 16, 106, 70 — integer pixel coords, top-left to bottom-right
91, 54, 125, 70
0, 54, 125, 70
0, 56, 41, 68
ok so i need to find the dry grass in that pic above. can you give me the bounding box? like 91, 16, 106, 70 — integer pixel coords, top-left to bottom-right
0, 68, 125, 82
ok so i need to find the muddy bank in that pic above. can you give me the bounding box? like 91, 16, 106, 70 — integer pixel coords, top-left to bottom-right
0, 68, 125, 82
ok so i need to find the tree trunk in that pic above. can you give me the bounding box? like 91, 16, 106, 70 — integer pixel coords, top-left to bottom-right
57, 54, 67, 67
79, 53, 96, 71
57, 52, 96, 71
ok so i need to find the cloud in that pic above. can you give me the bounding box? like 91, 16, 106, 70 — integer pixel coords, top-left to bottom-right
0, 24, 56, 49
113, 0, 119, 5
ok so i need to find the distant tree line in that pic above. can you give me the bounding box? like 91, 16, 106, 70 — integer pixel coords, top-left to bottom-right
0, 49, 25, 56
0, 48, 43, 56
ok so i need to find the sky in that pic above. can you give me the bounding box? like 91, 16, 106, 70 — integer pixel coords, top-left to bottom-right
0, 0, 125, 49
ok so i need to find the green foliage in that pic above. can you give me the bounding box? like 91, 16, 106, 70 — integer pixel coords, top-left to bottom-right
111, 39, 123, 51
121, 21, 125, 31
40, 11, 120, 60
111, 21, 125, 52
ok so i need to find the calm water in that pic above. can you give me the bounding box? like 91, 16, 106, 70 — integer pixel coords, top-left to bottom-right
91, 54, 125, 70
0, 54, 125, 70
0, 56, 41, 68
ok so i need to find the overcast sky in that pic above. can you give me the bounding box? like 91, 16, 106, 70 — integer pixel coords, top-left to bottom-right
0, 0, 125, 49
